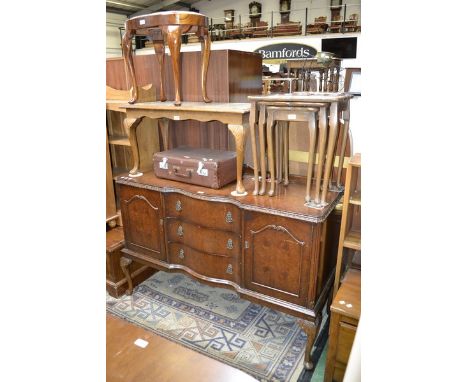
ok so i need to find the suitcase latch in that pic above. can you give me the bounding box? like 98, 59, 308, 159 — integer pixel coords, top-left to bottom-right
197, 161, 208, 176
159, 157, 168, 170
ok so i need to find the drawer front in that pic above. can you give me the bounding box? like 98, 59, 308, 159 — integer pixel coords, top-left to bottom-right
166, 219, 241, 257
336, 321, 357, 365
164, 193, 241, 234
120, 185, 166, 261
168, 243, 240, 284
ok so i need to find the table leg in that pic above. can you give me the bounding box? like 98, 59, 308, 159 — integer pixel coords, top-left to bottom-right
336, 100, 350, 189
258, 104, 267, 195
321, 102, 339, 204
283, 121, 289, 186
158, 118, 169, 151
249, 102, 259, 195
198, 27, 212, 103
313, 106, 328, 205
266, 113, 276, 197
120, 257, 134, 295
305, 113, 317, 203
122, 28, 138, 104
151, 38, 167, 102
298, 315, 322, 370
124, 117, 144, 177
276, 121, 282, 184
228, 123, 248, 196
164, 25, 183, 106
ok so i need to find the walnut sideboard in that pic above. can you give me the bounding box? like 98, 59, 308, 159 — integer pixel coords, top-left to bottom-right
117, 172, 342, 370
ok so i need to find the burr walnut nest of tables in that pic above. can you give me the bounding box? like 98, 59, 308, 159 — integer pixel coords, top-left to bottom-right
122, 11, 212, 106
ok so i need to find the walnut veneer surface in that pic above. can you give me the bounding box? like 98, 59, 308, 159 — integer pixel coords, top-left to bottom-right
117, 171, 342, 369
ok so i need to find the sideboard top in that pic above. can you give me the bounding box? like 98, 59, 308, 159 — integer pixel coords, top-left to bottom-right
117, 171, 343, 223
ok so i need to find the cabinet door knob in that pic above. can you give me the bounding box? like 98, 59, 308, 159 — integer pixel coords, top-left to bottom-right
177, 225, 184, 237
227, 239, 233, 250
179, 248, 185, 259
175, 200, 182, 211
225, 211, 233, 223
226, 264, 233, 274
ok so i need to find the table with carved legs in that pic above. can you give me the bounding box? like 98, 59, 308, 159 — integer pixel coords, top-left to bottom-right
118, 102, 251, 196
122, 11, 212, 106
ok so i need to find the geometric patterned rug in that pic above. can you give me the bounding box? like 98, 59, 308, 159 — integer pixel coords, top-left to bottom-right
107, 271, 319, 382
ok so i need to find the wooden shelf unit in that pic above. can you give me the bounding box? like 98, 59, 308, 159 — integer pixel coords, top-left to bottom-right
333, 153, 361, 296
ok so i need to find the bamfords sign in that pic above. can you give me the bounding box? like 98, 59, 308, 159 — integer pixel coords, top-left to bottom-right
254, 43, 317, 60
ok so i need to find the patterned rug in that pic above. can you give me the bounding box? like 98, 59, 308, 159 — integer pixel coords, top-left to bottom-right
107, 271, 326, 382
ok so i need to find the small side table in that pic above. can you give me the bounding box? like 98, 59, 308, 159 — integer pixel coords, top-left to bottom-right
122, 11, 212, 106
324, 269, 361, 382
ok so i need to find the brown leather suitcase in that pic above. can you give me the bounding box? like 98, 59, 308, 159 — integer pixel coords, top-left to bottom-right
153, 147, 237, 189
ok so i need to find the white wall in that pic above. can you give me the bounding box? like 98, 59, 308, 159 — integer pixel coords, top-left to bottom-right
106, 12, 126, 58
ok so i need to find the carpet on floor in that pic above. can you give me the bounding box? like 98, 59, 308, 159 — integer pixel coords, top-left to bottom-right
107, 271, 327, 382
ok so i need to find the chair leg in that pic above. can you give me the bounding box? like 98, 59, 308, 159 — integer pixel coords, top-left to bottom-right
151, 38, 167, 102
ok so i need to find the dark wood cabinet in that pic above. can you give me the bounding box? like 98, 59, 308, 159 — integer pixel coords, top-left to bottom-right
117, 172, 342, 370
120, 186, 165, 261
244, 211, 319, 307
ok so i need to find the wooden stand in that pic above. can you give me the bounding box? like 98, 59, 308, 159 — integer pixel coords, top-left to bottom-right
333, 153, 361, 296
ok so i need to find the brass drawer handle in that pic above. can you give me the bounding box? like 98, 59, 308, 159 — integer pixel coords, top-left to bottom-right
179, 248, 185, 259
177, 225, 184, 237
226, 264, 233, 274
225, 211, 233, 223
227, 239, 233, 250
175, 200, 182, 211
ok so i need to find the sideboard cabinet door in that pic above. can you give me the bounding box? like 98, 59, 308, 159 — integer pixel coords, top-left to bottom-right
243, 212, 315, 307
120, 185, 166, 261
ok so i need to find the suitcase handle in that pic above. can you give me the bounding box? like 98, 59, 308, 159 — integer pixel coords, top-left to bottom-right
173, 166, 192, 178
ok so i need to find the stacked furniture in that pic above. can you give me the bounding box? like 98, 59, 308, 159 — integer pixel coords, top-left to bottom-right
247, 93, 353, 208
287, 57, 342, 92
306, 16, 329, 34
272, 21, 302, 37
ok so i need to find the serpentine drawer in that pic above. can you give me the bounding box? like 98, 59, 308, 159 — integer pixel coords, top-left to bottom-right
166, 218, 241, 257
167, 243, 240, 284
164, 193, 241, 234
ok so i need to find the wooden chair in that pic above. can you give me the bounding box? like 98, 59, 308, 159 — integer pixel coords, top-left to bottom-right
306, 16, 328, 34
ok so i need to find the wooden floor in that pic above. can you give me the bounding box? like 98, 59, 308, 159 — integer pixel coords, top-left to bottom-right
107, 314, 258, 382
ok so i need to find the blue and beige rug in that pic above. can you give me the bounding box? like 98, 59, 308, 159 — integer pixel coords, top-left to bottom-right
107, 271, 325, 382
